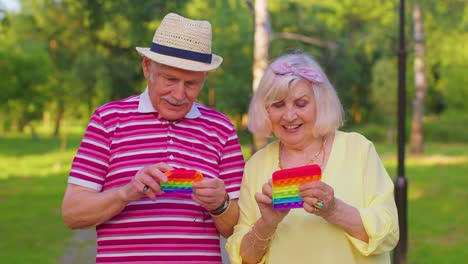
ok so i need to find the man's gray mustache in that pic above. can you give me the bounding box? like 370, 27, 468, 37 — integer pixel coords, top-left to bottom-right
161, 95, 189, 105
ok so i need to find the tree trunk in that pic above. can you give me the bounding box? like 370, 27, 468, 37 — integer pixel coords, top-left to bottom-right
410, 0, 427, 154
0, 114, 3, 134
18, 116, 26, 133
30, 124, 39, 141
208, 85, 215, 108
251, 0, 270, 152
54, 96, 65, 137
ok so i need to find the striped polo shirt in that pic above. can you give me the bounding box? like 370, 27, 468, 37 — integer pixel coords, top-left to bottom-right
68, 88, 245, 263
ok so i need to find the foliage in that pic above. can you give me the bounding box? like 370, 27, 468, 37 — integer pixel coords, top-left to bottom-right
186, 0, 253, 116
0, 17, 53, 132
370, 57, 398, 125
422, 0, 468, 113
343, 123, 389, 143
345, 107, 468, 145
424, 111, 468, 143
0, 0, 466, 142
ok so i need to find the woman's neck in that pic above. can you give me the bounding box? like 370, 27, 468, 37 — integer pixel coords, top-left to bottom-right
279, 135, 327, 169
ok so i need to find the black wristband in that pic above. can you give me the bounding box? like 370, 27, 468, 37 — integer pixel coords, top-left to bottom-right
209, 193, 230, 216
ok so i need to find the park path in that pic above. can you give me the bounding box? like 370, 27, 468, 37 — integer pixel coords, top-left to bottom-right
60, 229, 96, 264
60, 229, 230, 263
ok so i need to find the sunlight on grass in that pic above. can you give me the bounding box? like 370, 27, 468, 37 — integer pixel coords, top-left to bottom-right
406, 155, 468, 166
382, 154, 468, 167
0, 149, 76, 179
408, 187, 424, 200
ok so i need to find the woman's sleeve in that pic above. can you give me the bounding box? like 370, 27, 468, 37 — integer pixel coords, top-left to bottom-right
345, 141, 400, 255
226, 158, 267, 264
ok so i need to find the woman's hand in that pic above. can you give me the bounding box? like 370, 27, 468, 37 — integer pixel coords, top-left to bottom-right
299, 181, 337, 218
255, 179, 290, 228
299, 181, 370, 242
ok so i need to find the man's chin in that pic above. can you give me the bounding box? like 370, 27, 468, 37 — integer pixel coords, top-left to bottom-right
159, 111, 187, 121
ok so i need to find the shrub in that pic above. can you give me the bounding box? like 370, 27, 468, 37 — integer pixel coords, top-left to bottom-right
424, 111, 468, 143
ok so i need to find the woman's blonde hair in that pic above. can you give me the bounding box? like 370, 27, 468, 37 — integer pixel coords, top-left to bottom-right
247, 53, 344, 137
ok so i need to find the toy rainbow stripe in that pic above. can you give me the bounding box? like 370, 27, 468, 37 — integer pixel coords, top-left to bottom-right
161, 168, 204, 193
272, 164, 321, 210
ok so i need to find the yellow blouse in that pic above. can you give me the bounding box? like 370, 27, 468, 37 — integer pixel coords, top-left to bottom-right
226, 131, 399, 264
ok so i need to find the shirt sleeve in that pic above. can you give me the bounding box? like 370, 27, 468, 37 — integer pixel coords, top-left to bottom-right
218, 126, 245, 199
68, 109, 110, 191
345, 141, 399, 256
226, 152, 269, 264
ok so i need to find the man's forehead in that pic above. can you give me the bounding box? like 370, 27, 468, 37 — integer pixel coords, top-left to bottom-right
159, 64, 207, 79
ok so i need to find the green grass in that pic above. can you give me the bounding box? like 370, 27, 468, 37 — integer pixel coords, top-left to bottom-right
375, 142, 468, 263
0, 130, 467, 263
405, 165, 468, 263
0, 173, 73, 263
0, 130, 80, 263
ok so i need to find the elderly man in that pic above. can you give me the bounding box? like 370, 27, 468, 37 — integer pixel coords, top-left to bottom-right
61, 13, 245, 263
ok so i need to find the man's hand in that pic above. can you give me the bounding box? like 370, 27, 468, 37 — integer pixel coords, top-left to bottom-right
192, 178, 227, 211
120, 163, 171, 202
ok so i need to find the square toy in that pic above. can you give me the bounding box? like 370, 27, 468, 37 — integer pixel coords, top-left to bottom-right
161, 168, 204, 193
272, 164, 322, 210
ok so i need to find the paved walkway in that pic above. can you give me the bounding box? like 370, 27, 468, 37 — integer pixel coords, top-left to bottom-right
60, 229, 96, 264
60, 229, 230, 263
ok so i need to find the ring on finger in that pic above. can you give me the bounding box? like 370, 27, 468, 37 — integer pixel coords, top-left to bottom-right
143, 185, 149, 193
315, 200, 325, 209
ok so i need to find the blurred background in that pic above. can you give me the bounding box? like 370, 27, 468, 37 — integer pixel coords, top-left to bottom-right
0, 0, 466, 263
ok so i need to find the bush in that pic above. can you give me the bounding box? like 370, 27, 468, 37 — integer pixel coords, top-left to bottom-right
341, 110, 468, 144
424, 111, 468, 143
342, 123, 389, 143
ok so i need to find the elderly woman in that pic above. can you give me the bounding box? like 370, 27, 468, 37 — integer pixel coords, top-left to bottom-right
226, 53, 399, 264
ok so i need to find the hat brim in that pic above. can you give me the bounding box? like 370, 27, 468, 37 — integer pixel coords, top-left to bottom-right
136, 47, 222, 72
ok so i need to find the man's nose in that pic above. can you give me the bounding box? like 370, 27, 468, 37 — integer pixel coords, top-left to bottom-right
171, 81, 185, 100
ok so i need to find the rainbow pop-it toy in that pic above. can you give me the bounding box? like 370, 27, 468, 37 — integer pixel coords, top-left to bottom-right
160, 168, 204, 193
272, 164, 322, 210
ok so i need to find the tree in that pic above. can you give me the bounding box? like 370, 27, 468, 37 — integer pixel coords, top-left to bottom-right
423, 0, 468, 114
410, 0, 427, 154
3, 0, 466, 146
370, 58, 398, 143
251, 0, 270, 151
0, 8, 53, 137
185, 0, 253, 122
246, 0, 344, 152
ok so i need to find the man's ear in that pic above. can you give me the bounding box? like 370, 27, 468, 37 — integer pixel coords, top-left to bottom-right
141, 57, 151, 79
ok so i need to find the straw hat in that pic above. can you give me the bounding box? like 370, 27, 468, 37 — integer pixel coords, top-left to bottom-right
136, 13, 223, 72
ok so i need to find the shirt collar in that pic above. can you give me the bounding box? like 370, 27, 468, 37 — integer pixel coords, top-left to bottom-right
138, 87, 201, 119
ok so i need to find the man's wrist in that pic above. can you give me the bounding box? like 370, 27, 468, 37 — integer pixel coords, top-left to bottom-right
209, 193, 230, 216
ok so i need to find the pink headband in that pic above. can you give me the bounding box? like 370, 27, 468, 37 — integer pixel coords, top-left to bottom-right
270, 61, 323, 84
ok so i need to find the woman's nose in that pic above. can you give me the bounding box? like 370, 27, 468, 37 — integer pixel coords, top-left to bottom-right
282, 107, 297, 121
